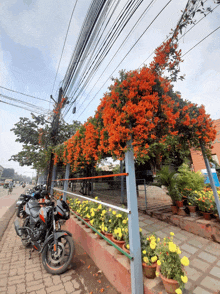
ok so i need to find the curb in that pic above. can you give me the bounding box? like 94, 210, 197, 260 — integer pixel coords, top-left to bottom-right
0, 201, 16, 241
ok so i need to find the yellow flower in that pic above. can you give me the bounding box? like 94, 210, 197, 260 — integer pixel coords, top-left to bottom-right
155, 271, 159, 277
181, 275, 188, 283
122, 220, 127, 224
157, 260, 161, 266
157, 238, 160, 242
150, 243, 156, 250
126, 244, 130, 249
175, 289, 182, 294
170, 232, 175, 236
151, 256, 157, 263
109, 219, 112, 223
139, 228, 142, 232
142, 250, 146, 255
181, 256, 189, 266
176, 247, 181, 255
143, 257, 149, 264
109, 208, 112, 212
98, 204, 102, 209
169, 242, 177, 253
95, 197, 98, 200
112, 211, 116, 215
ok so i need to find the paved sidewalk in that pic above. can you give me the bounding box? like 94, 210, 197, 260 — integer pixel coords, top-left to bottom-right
138, 212, 220, 294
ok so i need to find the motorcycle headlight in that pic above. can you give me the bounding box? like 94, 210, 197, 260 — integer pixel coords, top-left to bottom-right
16, 200, 23, 208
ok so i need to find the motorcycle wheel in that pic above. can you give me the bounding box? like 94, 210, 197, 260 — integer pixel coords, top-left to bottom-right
42, 235, 75, 275
20, 218, 31, 247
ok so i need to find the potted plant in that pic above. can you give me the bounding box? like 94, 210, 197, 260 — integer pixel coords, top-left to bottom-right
155, 232, 189, 294
112, 227, 125, 248
187, 191, 199, 214
195, 189, 214, 220
142, 233, 160, 279
156, 166, 180, 213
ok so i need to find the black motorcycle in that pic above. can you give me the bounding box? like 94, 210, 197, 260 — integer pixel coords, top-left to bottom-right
14, 197, 75, 275
16, 185, 49, 219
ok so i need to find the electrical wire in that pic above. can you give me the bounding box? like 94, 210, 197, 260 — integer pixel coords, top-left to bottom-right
0, 93, 49, 113
64, 0, 150, 118
63, 0, 152, 119
51, 0, 79, 95
67, 0, 157, 119
139, 1, 219, 68
0, 100, 46, 115
182, 25, 220, 57
0, 85, 48, 102
76, 0, 173, 120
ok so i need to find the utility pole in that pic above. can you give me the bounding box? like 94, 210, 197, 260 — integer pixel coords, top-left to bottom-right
47, 87, 63, 192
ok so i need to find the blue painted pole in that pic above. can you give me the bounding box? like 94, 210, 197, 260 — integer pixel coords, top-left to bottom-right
63, 163, 70, 201
50, 165, 57, 195
200, 142, 220, 217
125, 140, 143, 294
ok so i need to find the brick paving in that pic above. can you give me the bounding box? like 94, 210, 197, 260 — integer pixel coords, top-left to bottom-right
0, 215, 89, 294
138, 212, 220, 294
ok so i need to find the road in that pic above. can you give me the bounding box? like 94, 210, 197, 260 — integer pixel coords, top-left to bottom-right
0, 185, 27, 219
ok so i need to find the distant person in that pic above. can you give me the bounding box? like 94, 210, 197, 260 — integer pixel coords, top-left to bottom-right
8, 181, 13, 194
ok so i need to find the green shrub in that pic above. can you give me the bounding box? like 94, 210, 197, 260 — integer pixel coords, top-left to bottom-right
175, 163, 205, 196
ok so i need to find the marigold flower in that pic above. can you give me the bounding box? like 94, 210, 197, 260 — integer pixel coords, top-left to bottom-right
157, 260, 161, 265
175, 289, 182, 294
126, 244, 130, 249
169, 242, 176, 253
142, 250, 146, 255
155, 271, 159, 277
143, 257, 149, 264
181, 256, 189, 266
150, 243, 156, 250
151, 256, 157, 263
181, 275, 188, 283
170, 232, 175, 236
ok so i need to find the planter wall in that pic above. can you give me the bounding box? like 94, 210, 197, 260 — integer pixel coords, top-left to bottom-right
146, 211, 220, 244
63, 215, 166, 294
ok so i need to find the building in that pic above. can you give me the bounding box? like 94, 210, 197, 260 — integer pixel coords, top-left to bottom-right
191, 119, 220, 172
0, 165, 4, 179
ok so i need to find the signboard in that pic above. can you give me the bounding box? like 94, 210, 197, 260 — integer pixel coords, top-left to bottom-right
201, 169, 220, 187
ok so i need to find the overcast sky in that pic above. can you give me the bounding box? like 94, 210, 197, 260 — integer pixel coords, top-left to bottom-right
0, 0, 219, 176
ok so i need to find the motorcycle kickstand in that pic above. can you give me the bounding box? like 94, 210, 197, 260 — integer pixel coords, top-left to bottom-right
29, 248, 34, 259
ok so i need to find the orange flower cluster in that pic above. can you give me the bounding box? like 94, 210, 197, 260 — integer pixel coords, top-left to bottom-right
53, 66, 216, 172
53, 97, 66, 115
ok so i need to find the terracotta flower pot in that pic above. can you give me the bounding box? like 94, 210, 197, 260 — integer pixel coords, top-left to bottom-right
171, 205, 178, 214
176, 200, 184, 208
188, 206, 196, 213
203, 212, 211, 220
96, 231, 104, 239
122, 243, 130, 255
111, 235, 125, 249
104, 232, 113, 245
142, 262, 157, 279
89, 221, 95, 233
83, 218, 90, 228
157, 265, 180, 294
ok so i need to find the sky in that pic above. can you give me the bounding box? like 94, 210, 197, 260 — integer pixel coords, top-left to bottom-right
0, 0, 219, 177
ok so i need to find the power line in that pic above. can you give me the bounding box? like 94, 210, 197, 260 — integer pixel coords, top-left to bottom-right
182, 25, 220, 57
76, 0, 173, 120
0, 85, 48, 102
0, 93, 49, 113
0, 100, 46, 115
139, 1, 219, 67
51, 0, 79, 95
64, 0, 157, 119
